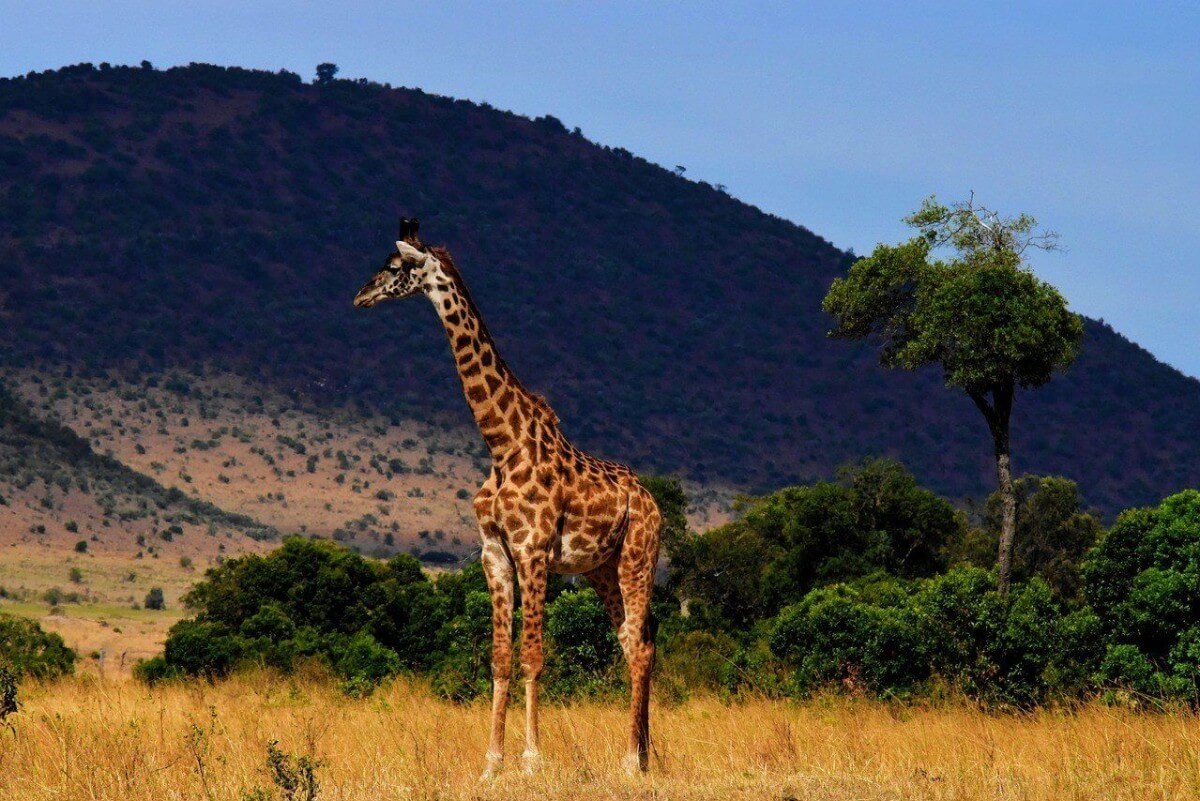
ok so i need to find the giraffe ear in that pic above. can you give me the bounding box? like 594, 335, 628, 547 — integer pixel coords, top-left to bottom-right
395, 241, 428, 262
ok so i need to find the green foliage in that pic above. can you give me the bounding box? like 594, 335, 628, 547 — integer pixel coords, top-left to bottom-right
266, 739, 320, 801
144, 586, 165, 610
429, 590, 493, 702
670, 459, 962, 628
824, 198, 1081, 394
916, 567, 1099, 706
545, 588, 619, 697
122, 470, 1200, 708
767, 567, 1093, 707
984, 476, 1102, 599
658, 629, 740, 696
1084, 491, 1200, 700
668, 520, 777, 631
163, 619, 244, 676
0, 613, 76, 678
147, 538, 489, 695
770, 581, 926, 698
639, 475, 689, 553
132, 655, 180, 683
385, 552, 426, 586
0, 665, 17, 724
332, 633, 401, 694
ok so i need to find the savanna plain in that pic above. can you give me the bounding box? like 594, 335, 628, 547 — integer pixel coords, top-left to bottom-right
2, 672, 1198, 801
6, 62, 1200, 801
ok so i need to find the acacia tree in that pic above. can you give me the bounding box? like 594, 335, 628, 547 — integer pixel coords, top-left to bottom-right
822, 195, 1083, 593
315, 62, 339, 86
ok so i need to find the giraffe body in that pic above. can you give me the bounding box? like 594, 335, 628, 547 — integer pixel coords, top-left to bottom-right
354, 220, 661, 776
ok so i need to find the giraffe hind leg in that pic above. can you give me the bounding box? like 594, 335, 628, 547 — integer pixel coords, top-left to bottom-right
583, 558, 626, 633
615, 511, 660, 774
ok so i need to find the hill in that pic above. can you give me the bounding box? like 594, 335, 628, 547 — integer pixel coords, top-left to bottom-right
1, 62, 1198, 512
0, 377, 275, 552
0, 376, 280, 662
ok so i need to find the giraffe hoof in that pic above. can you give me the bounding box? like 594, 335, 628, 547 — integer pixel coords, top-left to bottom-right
521, 751, 543, 775
478, 754, 503, 781
621, 752, 645, 776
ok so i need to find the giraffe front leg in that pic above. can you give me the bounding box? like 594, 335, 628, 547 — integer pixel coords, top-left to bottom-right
514, 542, 549, 774
479, 531, 514, 781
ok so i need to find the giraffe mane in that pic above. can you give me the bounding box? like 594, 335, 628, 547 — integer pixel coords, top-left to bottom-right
526, 393, 561, 425
430, 246, 561, 427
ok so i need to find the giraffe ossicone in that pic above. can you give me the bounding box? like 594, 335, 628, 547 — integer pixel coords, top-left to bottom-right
354, 218, 662, 777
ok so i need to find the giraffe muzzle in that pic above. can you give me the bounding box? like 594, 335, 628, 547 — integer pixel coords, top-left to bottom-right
353, 280, 386, 308
353, 290, 379, 308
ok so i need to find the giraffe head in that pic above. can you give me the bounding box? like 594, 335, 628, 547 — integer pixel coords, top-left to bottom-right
353, 218, 442, 308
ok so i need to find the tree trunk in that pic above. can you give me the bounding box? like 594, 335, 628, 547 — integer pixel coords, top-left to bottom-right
994, 442, 1016, 594
970, 382, 1016, 594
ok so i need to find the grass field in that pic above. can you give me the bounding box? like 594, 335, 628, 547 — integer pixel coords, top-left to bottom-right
2, 673, 1198, 801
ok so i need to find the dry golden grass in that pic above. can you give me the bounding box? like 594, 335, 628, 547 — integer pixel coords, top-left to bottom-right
3, 673, 1199, 800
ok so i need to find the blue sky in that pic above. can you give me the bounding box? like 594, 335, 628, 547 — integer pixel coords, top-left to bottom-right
3, 1, 1197, 376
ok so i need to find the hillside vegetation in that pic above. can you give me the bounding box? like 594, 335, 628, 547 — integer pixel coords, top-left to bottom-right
1, 63, 1198, 511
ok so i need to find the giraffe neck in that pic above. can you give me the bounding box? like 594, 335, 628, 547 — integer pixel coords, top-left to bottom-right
425, 256, 551, 461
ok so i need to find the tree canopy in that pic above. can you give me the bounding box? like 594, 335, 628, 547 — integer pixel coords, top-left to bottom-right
823, 205, 1082, 395
823, 195, 1084, 592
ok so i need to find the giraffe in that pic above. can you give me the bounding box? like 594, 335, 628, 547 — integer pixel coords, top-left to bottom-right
353, 218, 662, 777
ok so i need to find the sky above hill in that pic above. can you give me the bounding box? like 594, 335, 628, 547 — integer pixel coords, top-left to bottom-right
3, 1, 1197, 377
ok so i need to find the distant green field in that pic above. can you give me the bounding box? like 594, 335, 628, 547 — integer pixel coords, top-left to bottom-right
0, 599, 180, 623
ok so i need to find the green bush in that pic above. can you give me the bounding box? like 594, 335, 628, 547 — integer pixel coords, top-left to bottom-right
148, 539, 517, 698
1084, 491, 1200, 700
239, 603, 302, 670
766, 568, 1089, 706
331, 633, 401, 691
658, 629, 739, 694
0, 613, 76, 678
545, 588, 619, 697
162, 619, 244, 677
144, 586, 165, 610
670, 460, 963, 630
132, 655, 182, 683
118, 485, 1200, 707
430, 590, 494, 702
913, 567, 1072, 707
770, 581, 925, 698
